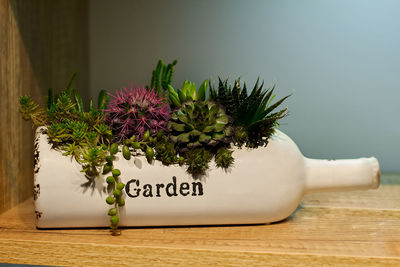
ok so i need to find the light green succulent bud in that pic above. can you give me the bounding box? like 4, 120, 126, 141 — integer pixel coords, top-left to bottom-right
106, 176, 115, 184
110, 143, 118, 155
106, 196, 115, 205
113, 189, 121, 197
108, 208, 117, 216
102, 163, 112, 174
122, 145, 131, 160
110, 215, 119, 226
118, 197, 125, 206
116, 182, 125, 190
112, 169, 121, 177
133, 142, 141, 149
145, 146, 154, 163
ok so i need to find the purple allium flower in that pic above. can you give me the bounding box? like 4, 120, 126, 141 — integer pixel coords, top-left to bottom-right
105, 86, 170, 141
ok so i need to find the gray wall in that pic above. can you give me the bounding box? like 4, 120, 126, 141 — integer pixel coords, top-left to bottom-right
89, 0, 400, 172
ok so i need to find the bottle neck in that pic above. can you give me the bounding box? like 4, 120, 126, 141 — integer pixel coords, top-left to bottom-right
304, 157, 380, 194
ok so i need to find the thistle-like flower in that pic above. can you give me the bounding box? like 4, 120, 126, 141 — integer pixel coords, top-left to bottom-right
105, 86, 171, 141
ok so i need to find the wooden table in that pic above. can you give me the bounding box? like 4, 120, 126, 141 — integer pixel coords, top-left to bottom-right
0, 174, 399, 266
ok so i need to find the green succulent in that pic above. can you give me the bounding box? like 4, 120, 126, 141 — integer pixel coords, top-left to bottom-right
168, 101, 232, 152
167, 80, 208, 108
148, 59, 178, 94
19, 95, 48, 126
185, 147, 212, 176
215, 147, 234, 169
154, 135, 179, 165
209, 78, 290, 148
81, 145, 107, 177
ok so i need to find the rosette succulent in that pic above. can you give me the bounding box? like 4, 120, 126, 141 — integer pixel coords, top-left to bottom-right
168, 101, 232, 153
105, 86, 171, 141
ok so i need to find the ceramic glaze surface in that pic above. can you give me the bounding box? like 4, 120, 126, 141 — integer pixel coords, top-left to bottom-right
33, 128, 379, 228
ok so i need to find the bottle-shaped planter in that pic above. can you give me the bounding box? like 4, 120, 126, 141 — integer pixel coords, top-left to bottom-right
34, 128, 380, 228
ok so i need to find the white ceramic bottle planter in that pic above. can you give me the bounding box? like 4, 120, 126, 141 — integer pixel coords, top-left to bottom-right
33, 127, 380, 228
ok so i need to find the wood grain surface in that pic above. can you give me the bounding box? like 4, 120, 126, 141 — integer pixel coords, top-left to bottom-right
0, 0, 88, 213
0, 174, 399, 266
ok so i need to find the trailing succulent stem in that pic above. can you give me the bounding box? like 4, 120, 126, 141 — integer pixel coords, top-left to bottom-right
210, 78, 290, 148
120, 130, 157, 164
104, 146, 126, 235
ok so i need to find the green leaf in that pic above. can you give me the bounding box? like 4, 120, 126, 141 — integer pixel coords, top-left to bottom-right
177, 89, 186, 103
169, 93, 181, 108
187, 141, 201, 148
177, 132, 190, 143
169, 135, 178, 143
98, 89, 109, 110
213, 133, 225, 141
66, 72, 78, 94
89, 99, 94, 112
189, 129, 201, 137
199, 133, 211, 143
168, 85, 178, 98
214, 123, 225, 132
189, 82, 197, 100
177, 113, 188, 124
216, 115, 228, 124
73, 90, 84, 113
181, 80, 191, 95
203, 125, 215, 133
261, 95, 290, 118
170, 122, 186, 131
223, 127, 232, 136
197, 80, 208, 101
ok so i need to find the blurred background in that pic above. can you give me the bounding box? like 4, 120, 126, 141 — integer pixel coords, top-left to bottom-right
90, 0, 400, 172
1, 0, 399, 212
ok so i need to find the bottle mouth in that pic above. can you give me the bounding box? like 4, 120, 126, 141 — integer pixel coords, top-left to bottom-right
366, 157, 380, 189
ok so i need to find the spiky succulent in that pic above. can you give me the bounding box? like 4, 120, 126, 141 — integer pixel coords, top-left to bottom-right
210, 78, 290, 148
105, 86, 171, 141
167, 80, 208, 108
168, 101, 232, 153
215, 147, 234, 169
185, 147, 212, 176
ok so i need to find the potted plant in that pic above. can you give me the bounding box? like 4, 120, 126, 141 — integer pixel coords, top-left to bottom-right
20, 60, 380, 235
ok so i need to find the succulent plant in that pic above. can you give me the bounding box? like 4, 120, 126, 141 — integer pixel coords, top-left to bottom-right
19, 95, 48, 126
167, 80, 208, 108
149, 59, 178, 94
215, 147, 234, 169
209, 78, 290, 148
185, 147, 212, 176
153, 133, 179, 165
105, 86, 171, 141
168, 101, 232, 153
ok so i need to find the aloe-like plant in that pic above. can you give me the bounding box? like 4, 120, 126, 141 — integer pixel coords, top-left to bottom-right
167, 80, 208, 108
209, 78, 290, 148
